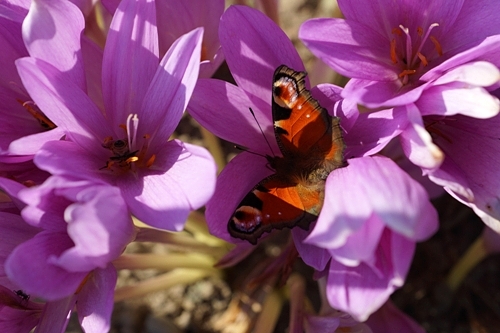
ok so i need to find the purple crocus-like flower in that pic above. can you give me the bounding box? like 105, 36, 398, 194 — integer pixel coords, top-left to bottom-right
299, 0, 500, 111
102, 0, 225, 78
0, 0, 67, 160
188, 5, 438, 320
299, 0, 500, 231
0, 177, 133, 333
15, 0, 217, 230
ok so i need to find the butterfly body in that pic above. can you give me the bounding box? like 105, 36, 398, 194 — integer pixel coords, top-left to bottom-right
228, 65, 345, 244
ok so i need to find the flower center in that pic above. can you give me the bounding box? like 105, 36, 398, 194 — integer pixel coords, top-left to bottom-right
17, 99, 56, 130
390, 23, 443, 85
100, 114, 156, 173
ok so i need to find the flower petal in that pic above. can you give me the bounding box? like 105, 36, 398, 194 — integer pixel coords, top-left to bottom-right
292, 227, 331, 272
416, 83, 500, 119
22, 0, 86, 89
5, 231, 88, 300
326, 230, 414, 321
141, 28, 203, 148
78, 265, 116, 333
299, 18, 396, 81
400, 105, 444, 170
54, 184, 135, 271
309, 156, 438, 248
102, 0, 158, 127
188, 78, 278, 155
220, 5, 303, 111
119, 140, 216, 231
15, 57, 111, 149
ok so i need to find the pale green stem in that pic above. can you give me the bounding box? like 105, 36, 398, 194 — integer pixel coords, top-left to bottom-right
199, 125, 226, 174
185, 211, 229, 247
253, 290, 283, 333
135, 227, 229, 258
446, 235, 488, 291
114, 268, 218, 302
113, 253, 217, 271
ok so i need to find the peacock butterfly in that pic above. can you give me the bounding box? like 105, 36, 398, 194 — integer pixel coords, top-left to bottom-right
228, 65, 346, 244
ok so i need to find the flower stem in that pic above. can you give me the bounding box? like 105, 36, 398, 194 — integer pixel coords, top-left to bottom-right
114, 268, 219, 302
113, 253, 217, 271
253, 289, 283, 333
446, 235, 488, 291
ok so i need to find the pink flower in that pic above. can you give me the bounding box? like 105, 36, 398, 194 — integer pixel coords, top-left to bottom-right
15, 0, 217, 230
0, 177, 132, 333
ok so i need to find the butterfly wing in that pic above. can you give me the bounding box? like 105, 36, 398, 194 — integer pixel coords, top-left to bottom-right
227, 174, 318, 245
272, 65, 344, 169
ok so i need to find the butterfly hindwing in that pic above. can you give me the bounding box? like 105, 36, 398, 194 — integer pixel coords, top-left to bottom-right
228, 174, 317, 245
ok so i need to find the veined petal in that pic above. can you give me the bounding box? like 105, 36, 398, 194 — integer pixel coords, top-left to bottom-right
205, 152, 272, 242
77, 265, 116, 333
427, 114, 500, 231
119, 140, 216, 231
102, 0, 158, 127
416, 83, 500, 119
5, 231, 88, 300
188, 78, 278, 155
366, 300, 426, 333
33, 140, 110, 183
338, 0, 464, 38
155, 0, 224, 62
219, 6, 303, 110
292, 227, 331, 272
141, 28, 203, 148
35, 296, 77, 333
299, 18, 396, 81
15, 57, 111, 150
54, 184, 134, 271
8, 127, 64, 156
400, 105, 444, 170
344, 107, 408, 158
326, 230, 414, 321
310, 156, 437, 247
22, 0, 86, 89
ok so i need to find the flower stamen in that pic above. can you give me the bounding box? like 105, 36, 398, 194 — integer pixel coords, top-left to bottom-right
16, 99, 56, 130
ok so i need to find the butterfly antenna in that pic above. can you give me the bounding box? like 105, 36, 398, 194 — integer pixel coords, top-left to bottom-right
249, 108, 276, 157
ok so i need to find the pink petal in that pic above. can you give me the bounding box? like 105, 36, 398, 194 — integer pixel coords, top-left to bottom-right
78, 265, 116, 333
119, 140, 216, 231
141, 28, 203, 149
5, 232, 88, 300
366, 300, 425, 333
22, 0, 86, 89
102, 0, 158, 128
8, 127, 65, 156
55, 184, 135, 271
292, 227, 331, 272
299, 18, 396, 81
309, 156, 438, 248
220, 5, 303, 111
400, 104, 444, 170
326, 230, 415, 321
15, 57, 111, 149
188, 78, 278, 155
344, 107, 409, 158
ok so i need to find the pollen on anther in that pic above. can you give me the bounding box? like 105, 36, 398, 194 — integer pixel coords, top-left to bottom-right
429, 36, 443, 56
417, 52, 428, 66
398, 69, 417, 78
417, 26, 424, 37
390, 39, 398, 64
146, 154, 156, 167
